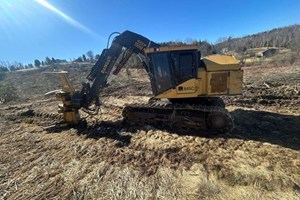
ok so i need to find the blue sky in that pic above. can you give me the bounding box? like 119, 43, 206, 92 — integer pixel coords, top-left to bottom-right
0, 0, 299, 65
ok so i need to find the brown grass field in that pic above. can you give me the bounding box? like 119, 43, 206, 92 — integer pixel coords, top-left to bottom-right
0, 62, 299, 199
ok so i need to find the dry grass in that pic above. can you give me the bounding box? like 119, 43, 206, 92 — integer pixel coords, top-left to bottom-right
0, 64, 299, 199
1, 118, 299, 200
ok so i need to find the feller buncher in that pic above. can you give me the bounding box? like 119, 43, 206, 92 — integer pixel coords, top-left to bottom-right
46, 30, 243, 134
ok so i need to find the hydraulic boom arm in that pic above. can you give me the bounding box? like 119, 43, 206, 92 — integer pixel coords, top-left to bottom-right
48, 30, 159, 125
81, 31, 159, 110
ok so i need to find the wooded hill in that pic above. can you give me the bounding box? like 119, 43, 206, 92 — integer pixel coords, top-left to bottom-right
161, 24, 300, 56
214, 24, 300, 53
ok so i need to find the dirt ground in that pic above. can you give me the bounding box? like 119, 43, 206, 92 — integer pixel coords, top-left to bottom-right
0, 64, 299, 199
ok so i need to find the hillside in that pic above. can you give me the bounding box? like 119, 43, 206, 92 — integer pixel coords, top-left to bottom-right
215, 24, 300, 53
0, 60, 299, 199
158, 25, 300, 63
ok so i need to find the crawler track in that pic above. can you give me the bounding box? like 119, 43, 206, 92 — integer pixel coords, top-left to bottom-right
6, 98, 233, 135
123, 98, 233, 134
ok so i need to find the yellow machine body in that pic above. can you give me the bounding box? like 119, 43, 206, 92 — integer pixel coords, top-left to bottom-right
145, 46, 243, 99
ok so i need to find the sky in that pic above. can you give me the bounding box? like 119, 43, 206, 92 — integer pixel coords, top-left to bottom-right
0, 0, 299, 65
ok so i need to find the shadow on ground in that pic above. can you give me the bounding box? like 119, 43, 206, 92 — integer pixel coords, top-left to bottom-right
56, 109, 299, 151
228, 109, 300, 150
76, 120, 132, 147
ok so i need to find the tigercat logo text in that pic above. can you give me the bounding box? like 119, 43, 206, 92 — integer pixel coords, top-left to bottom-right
101, 56, 111, 73
178, 86, 195, 91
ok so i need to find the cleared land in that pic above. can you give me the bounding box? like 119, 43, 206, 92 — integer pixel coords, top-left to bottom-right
0, 63, 299, 199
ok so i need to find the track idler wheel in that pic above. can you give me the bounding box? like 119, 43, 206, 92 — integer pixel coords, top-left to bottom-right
206, 111, 233, 133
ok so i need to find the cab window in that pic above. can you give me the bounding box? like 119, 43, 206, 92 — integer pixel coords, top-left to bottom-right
148, 52, 174, 95
172, 52, 195, 84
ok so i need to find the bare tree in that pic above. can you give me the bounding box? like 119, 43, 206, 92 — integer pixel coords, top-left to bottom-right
86, 51, 94, 62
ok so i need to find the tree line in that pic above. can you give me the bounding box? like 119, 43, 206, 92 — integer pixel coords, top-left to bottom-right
214, 24, 300, 54
161, 24, 300, 55
0, 50, 99, 72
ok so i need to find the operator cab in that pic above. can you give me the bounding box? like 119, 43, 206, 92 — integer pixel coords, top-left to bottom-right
145, 45, 200, 96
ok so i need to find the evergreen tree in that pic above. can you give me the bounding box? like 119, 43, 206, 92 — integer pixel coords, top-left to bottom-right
34, 59, 41, 67
45, 57, 52, 65
82, 54, 87, 62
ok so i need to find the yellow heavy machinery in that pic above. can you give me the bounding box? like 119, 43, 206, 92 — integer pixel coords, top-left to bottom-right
47, 31, 243, 134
